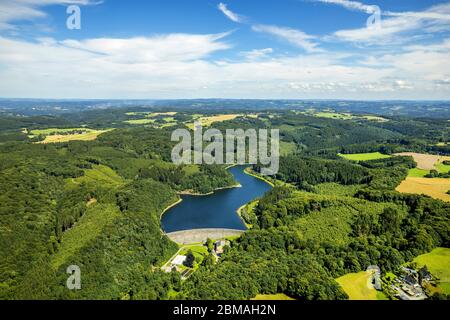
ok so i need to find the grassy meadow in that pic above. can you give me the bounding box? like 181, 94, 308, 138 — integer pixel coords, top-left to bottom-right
30, 127, 112, 144
413, 247, 450, 295
336, 271, 387, 300
124, 119, 156, 125
339, 152, 391, 161
68, 164, 126, 188
407, 168, 429, 178
310, 110, 388, 122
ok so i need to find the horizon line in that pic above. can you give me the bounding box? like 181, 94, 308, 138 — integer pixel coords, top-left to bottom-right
0, 97, 449, 102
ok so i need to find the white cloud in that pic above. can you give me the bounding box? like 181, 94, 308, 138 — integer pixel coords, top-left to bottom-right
252, 24, 322, 53
320, 1, 450, 45
0, 0, 101, 30
218, 3, 243, 23
241, 48, 273, 60
332, 14, 419, 44
313, 0, 376, 13
0, 1, 449, 100
60, 32, 232, 63
1, 32, 449, 100
405, 38, 450, 52
384, 2, 450, 21
217, 3, 324, 54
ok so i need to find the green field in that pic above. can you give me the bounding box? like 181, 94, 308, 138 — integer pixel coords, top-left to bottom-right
407, 162, 450, 177
310, 111, 388, 123
125, 116, 178, 128
314, 112, 355, 120
179, 244, 209, 269
339, 152, 391, 161
336, 271, 387, 300
436, 162, 450, 174
124, 119, 156, 125
413, 247, 450, 294
179, 244, 209, 257
407, 168, 430, 177
68, 165, 125, 188
280, 141, 298, 156
361, 115, 388, 122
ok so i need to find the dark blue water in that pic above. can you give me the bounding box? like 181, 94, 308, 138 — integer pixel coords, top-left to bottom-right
161, 166, 272, 233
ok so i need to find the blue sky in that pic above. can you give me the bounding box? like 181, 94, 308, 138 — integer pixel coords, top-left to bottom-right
0, 0, 449, 99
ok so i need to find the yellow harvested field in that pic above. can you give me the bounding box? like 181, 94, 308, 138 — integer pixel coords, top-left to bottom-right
394, 152, 450, 171
37, 129, 112, 144
396, 177, 450, 202
187, 114, 242, 129
199, 114, 241, 125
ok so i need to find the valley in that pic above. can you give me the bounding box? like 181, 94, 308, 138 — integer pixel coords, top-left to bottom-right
0, 103, 449, 301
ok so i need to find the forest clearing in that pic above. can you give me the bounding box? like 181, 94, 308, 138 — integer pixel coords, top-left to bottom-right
396, 177, 450, 202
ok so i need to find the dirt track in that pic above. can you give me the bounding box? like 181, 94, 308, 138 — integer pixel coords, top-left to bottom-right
394, 152, 450, 170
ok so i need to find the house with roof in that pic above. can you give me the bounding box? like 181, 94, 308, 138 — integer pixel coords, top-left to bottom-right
214, 240, 229, 255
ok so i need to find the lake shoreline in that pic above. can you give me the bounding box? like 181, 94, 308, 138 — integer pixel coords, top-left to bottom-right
243, 167, 275, 187
160, 183, 242, 220
236, 204, 251, 229
175, 163, 242, 196
177, 183, 242, 196
160, 198, 183, 220
160, 165, 273, 234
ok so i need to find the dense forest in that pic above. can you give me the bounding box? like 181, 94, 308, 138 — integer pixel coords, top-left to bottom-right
0, 124, 235, 299
183, 160, 449, 300
0, 106, 449, 300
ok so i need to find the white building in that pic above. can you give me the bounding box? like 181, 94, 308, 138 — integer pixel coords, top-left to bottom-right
172, 255, 187, 266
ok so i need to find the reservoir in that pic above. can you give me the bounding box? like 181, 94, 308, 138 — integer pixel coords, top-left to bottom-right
161, 166, 272, 233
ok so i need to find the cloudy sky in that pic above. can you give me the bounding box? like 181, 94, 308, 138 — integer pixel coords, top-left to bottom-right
0, 0, 449, 100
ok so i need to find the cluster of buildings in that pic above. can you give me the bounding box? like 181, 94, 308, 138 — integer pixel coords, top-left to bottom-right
213, 239, 229, 255
390, 266, 432, 300
161, 239, 230, 276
